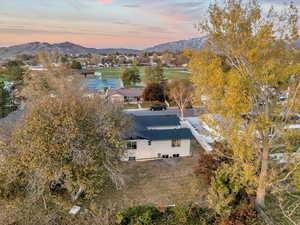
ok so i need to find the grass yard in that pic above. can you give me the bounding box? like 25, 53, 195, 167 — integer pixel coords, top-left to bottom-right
163, 68, 191, 80
96, 141, 207, 210
96, 67, 191, 80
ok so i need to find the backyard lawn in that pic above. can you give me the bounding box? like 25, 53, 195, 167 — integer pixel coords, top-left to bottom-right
96, 142, 206, 210
96, 67, 191, 80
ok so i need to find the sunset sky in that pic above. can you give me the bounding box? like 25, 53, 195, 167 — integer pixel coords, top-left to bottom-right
0, 0, 298, 49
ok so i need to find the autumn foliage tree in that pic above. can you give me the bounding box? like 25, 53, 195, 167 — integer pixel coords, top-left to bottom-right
0, 92, 128, 205
121, 67, 141, 87
168, 79, 194, 119
190, 0, 300, 214
0, 60, 129, 222
194, 150, 227, 185
142, 82, 166, 102
144, 65, 165, 83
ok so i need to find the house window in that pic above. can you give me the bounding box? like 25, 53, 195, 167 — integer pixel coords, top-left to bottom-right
127, 141, 137, 150
171, 139, 181, 147
148, 140, 152, 146
162, 154, 169, 158
173, 154, 180, 158
128, 157, 136, 161
157, 153, 161, 158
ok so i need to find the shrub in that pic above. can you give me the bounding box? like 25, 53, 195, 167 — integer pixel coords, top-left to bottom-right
207, 165, 243, 217
115, 205, 215, 225
194, 151, 224, 185
115, 205, 161, 225
161, 206, 215, 225
215, 201, 258, 225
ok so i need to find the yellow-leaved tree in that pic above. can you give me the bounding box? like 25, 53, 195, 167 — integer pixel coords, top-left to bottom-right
190, 0, 300, 215
0, 56, 130, 224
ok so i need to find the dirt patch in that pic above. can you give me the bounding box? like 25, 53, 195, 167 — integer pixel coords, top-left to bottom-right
97, 142, 207, 209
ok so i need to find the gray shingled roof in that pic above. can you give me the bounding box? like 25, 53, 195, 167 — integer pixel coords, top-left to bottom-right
107, 88, 144, 98
134, 115, 180, 127
140, 128, 193, 141
125, 114, 194, 141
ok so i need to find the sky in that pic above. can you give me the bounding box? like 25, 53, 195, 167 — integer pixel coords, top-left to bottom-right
0, 0, 299, 49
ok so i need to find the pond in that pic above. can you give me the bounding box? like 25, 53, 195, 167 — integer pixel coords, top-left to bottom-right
81, 78, 122, 91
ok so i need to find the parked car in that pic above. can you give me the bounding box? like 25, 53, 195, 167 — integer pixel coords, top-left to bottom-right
150, 104, 167, 111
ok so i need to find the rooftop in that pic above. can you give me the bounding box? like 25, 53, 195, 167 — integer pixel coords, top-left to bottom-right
107, 88, 144, 97
125, 114, 193, 141
134, 115, 180, 127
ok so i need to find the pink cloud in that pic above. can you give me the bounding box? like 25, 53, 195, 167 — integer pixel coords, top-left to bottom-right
99, 0, 115, 3
136, 8, 185, 24
159, 14, 185, 23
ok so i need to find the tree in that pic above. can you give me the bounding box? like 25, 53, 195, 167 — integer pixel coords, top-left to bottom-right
168, 79, 194, 119
194, 149, 228, 185
70, 60, 82, 70
0, 81, 13, 118
142, 82, 166, 102
174, 54, 188, 67
144, 65, 165, 83
189, 0, 300, 211
0, 90, 129, 211
208, 165, 244, 217
162, 51, 174, 65
20, 64, 77, 101
0, 59, 130, 223
90, 53, 101, 65
5, 60, 25, 81
120, 67, 140, 87
37, 50, 63, 66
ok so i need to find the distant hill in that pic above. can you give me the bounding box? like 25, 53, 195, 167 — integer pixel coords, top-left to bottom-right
144, 37, 208, 53
1, 36, 298, 59
0, 42, 141, 59
0, 37, 209, 59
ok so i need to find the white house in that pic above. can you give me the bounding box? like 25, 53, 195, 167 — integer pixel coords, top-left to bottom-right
122, 114, 194, 161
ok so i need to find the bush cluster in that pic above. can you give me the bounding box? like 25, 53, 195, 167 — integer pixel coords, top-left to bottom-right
114, 204, 259, 225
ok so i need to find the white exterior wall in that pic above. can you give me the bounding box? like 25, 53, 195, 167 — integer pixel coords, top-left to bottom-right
122, 139, 191, 161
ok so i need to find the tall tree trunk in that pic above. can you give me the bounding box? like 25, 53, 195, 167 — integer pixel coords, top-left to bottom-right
255, 145, 269, 208
180, 107, 184, 120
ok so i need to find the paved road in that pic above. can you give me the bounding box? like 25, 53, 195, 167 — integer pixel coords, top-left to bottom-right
125, 108, 203, 117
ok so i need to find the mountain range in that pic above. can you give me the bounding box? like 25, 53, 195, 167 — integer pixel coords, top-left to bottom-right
0, 36, 299, 59
0, 37, 207, 59
144, 37, 207, 53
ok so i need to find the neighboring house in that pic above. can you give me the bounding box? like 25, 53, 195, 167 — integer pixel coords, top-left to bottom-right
107, 88, 144, 104
122, 114, 194, 161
